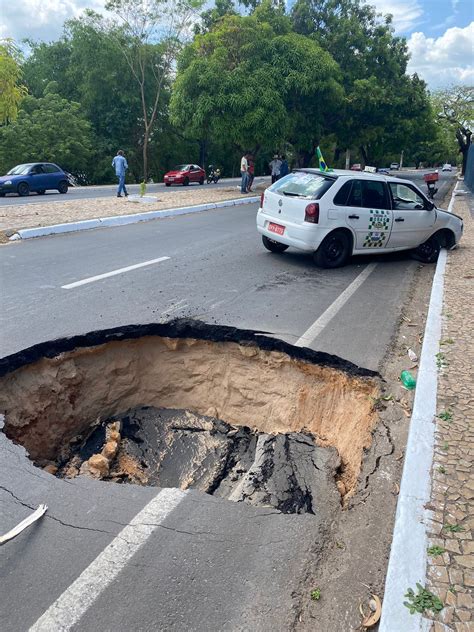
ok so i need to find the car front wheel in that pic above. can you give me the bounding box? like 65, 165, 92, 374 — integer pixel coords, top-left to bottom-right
58, 181, 68, 194
37, 190, 46, 195
262, 235, 289, 253
17, 182, 30, 197
199, 177, 204, 185
165, 183, 171, 187
313, 230, 351, 268
412, 234, 441, 263
183, 177, 189, 186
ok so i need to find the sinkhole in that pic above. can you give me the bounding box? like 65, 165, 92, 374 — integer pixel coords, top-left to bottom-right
0, 320, 379, 514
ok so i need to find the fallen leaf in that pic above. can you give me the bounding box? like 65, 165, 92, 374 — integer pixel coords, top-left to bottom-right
362, 594, 382, 627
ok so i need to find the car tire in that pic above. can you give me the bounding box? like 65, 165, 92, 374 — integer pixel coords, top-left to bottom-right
165, 183, 171, 187
262, 235, 289, 253
199, 177, 204, 185
37, 190, 46, 195
313, 230, 351, 268
0, 193, 5, 197
58, 181, 68, 194
412, 234, 441, 263
17, 182, 30, 197
183, 177, 189, 186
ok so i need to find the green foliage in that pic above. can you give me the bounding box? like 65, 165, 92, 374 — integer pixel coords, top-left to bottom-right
404, 583, 443, 615
139, 181, 146, 197
427, 545, 445, 556
310, 588, 321, 601
0, 39, 28, 124
0, 91, 95, 176
437, 410, 453, 422
443, 523, 465, 533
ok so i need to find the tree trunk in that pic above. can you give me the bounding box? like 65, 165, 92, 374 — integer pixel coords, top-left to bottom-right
297, 149, 313, 168
360, 146, 369, 166
199, 139, 207, 168
143, 132, 149, 182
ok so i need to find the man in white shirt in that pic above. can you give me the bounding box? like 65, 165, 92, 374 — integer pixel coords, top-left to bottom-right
240, 153, 249, 194
269, 155, 282, 184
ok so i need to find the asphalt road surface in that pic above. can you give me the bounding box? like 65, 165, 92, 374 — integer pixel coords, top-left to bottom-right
0, 170, 456, 632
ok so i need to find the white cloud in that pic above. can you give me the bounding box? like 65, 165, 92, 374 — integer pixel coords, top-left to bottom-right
407, 22, 474, 88
0, 0, 105, 43
368, 0, 424, 33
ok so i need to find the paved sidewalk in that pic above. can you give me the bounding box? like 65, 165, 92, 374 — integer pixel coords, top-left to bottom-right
424, 189, 474, 631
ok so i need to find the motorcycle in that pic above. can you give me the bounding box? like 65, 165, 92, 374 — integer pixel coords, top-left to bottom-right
207, 165, 221, 184
423, 171, 439, 200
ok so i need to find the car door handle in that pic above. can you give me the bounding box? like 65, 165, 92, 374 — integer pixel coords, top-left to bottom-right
348, 214, 359, 219
395, 217, 405, 222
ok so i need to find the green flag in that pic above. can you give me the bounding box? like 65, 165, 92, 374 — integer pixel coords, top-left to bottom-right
316, 146, 332, 172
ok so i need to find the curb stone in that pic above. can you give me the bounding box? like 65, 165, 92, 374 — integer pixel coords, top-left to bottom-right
379, 183, 459, 631
9, 196, 260, 241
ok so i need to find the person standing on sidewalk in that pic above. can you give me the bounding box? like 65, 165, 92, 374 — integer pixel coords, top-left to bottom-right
112, 150, 129, 198
247, 155, 255, 192
269, 155, 282, 184
279, 155, 289, 179
240, 152, 249, 194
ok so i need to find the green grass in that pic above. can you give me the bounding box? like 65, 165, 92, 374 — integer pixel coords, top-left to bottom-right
436, 352, 448, 369
440, 338, 454, 345
437, 465, 446, 474
443, 523, 465, 533
438, 410, 453, 422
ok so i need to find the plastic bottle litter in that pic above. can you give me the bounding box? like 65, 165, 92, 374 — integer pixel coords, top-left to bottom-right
400, 370, 417, 390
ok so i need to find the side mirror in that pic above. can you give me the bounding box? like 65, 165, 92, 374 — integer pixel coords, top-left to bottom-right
426, 201, 435, 211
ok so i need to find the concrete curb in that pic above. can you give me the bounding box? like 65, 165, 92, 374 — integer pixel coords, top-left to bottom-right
9, 196, 260, 240
379, 184, 458, 631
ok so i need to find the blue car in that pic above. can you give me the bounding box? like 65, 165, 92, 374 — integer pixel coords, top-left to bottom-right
0, 162, 69, 197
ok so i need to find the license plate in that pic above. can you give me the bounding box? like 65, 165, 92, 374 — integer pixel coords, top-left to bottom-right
168, 177, 174, 181
268, 222, 285, 236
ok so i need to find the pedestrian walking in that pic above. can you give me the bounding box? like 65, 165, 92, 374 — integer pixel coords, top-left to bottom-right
112, 150, 129, 198
279, 155, 289, 178
269, 155, 282, 184
240, 152, 249, 194
247, 156, 255, 192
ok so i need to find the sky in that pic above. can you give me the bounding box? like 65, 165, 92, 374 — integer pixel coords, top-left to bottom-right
0, 0, 472, 89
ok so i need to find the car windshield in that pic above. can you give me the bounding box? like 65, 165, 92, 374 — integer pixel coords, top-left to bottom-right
174, 165, 189, 171
270, 171, 334, 199
7, 164, 35, 175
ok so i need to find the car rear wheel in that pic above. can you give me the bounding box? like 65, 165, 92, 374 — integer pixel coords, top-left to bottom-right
58, 181, 68, 194
199, 177, 204, 185
412, 234, 441, 263
37, 190, 46, 195
313, 230, 351, 268
17, 182, 30, 197
0, 193, 5, 197
183, 177, 189, 186
262, 235, 289, 253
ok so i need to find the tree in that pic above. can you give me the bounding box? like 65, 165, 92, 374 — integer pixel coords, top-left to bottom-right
0, 39, 27, 124
0, 86, 95, 177
432, 86, 474, 174
101, 0, 204, 180
170, 9, 342, 167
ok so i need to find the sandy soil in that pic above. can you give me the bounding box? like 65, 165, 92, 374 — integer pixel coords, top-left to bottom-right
0, 186, 261, 235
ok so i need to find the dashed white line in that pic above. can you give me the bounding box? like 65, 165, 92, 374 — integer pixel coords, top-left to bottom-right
29, 488, 186, 632
294, 263, 378, 347
61, 256, 170, 289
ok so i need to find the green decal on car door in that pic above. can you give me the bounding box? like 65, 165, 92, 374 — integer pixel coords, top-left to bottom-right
363, 209, 390, 248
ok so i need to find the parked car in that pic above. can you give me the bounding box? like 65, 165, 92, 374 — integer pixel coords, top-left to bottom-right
256, 169, 463, 268
390, 162, 400, 170
350, 163, 362, 171
442, 163, 453, 172
0, 162, 69, 197
164, 164, 205, 186
377, 167, 390, 175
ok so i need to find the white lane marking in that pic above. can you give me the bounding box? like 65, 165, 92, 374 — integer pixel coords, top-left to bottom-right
29, 488, 186, 632
61, 256, 170, 289
294, 263, 378, 347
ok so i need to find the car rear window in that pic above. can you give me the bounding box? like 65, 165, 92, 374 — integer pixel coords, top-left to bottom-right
269, 171, 334, 199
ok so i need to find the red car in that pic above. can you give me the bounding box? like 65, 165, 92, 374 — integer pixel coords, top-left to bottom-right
164, 164, 206, 186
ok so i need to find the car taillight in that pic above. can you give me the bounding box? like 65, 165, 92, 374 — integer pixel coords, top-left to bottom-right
304, 203, 319, 223
260, 192, 265, 207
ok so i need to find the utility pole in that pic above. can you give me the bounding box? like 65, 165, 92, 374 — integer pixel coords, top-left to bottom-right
400, 150, 404, 170
345, 149, 350, 170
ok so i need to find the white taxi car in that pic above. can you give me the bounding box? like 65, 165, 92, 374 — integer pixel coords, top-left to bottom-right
256, 169, 463, 268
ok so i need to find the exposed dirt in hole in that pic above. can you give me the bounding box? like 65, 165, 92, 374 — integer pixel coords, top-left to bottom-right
0, 321, 379, 500
54, 407, 341, 516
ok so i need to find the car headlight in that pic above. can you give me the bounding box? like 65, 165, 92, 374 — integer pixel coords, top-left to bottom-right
3, 180, 12, 185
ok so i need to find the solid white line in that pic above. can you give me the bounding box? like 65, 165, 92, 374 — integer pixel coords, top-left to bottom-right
294, 263, 378, 347
61, 256, 170, 289
29, 488, 186, 632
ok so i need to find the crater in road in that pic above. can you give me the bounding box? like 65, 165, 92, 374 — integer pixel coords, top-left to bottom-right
0, 320, 379, 515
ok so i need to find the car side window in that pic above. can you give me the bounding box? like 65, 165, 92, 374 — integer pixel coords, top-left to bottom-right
333, 181, 352, 206
389, 183, 426, 210
44, 164, 60, 173
346, 180, 363, 207
30, 165, 45, 174
361, 181, 390, 210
